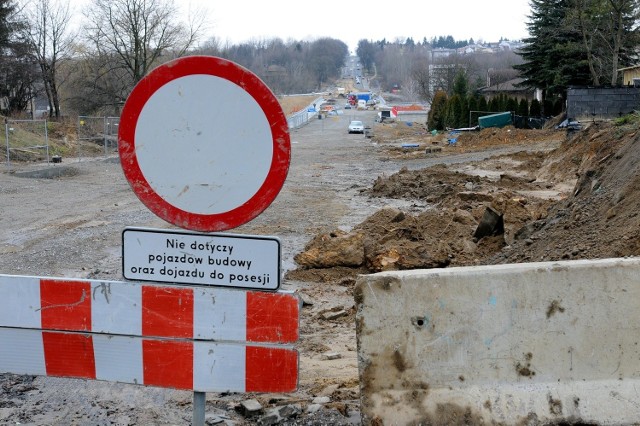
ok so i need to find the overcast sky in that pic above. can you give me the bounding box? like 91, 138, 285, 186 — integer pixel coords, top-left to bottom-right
70, 1, 531, 53
194, 0, 532, 52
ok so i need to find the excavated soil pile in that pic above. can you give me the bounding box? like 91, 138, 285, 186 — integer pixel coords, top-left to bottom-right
372, 121, 561, 146
288, 119, 640, 282
492, 120, 640, 264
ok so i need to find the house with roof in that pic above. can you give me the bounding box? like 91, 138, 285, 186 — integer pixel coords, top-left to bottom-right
618, 65, 640, 86
477, 77, 539, 103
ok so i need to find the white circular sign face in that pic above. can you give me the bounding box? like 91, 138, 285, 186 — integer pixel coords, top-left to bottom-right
118, 56, 291, 232
135, 74, 273, 215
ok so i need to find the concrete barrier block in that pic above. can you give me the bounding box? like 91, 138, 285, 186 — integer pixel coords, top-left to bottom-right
355, 258, 640, 425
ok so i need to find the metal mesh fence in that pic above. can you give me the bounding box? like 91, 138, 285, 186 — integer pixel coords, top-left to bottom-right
4, 119, 49, 168
4, 101, 311, 168
77, 116, 120, 159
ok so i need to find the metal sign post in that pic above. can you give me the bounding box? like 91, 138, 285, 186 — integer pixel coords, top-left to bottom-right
194, 391, 206, 425
115, 56, 295, 424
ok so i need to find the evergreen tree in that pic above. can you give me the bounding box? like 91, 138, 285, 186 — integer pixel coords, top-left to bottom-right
499, 94, 509, 111
515, 0, 591, 101
468, 96, 479, 126
460, 96, 470, 128
493, 94, 502, 111
530, 99, 542, 116
404, 37, 415, 49
488, 96, 500, 112
478, 96, 488, 113
518, 98, 529, 116
553, 98, 564, 115
0, 0, 35, 115
447, 94, 463, 128
445, 35, 455, 48
506, 97, 519, 113
543, 98, 554, 116
452, 70, 468, 98
468, 96, 478, 113
428, 90, 448, 130
0, 0, 16, 48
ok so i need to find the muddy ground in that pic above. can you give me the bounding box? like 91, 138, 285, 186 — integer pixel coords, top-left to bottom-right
1, 107, 640, 425
291, 118, 640, 282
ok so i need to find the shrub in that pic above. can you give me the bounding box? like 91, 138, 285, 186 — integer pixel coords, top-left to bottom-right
428, 91, 448, 130
518, 99, 529, 116
530, 99, 542, 116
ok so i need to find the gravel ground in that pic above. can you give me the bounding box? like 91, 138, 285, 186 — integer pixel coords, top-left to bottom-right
0, 108, 558, 425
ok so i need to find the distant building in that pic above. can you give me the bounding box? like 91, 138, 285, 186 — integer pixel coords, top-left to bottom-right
618, 65, 640, 87
429, 48, 456, 61
478, 77, 538, 103
31, 95, 50, 118
457, 44, 495, 55
265, 64, 287, 77
428, 62, 458, 95
498, 40, 525, 51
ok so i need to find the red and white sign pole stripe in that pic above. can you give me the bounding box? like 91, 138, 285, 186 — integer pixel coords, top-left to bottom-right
0, 275, 299, 392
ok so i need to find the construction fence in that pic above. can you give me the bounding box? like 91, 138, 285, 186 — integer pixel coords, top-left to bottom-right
4, 119, 50, 168
4, 100, 312, 168
77, 116, 120, 158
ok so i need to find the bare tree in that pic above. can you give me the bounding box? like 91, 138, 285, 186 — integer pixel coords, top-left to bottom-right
0, 0, 18, 47
375, 44, 412, 90
0, 0, 40, 116
356, 39, 376, 74
2, 41, 40, 115
83, 0, 205, 85
603, 0, 640, 85
486, 68, 520, 87
569, 0, 603, 85
306, 38, 348, 90
568, 0, 640, 86
412, 66, 432, 101
401, 77, 420, 102
64, 50, 133, 115
428, 54, 466, 96
19, 0, 73, 118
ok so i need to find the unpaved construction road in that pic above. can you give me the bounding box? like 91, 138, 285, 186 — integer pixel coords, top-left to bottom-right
1, 106, 630, 424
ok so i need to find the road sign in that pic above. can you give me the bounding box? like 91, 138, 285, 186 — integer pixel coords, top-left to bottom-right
0, 274, 299, 392
118, 55, 291, 232
122, 227, 281, 290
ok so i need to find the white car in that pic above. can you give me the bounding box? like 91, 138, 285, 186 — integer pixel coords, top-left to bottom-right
348, 120, 364, 134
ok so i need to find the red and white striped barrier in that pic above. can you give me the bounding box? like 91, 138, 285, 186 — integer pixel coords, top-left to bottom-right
0, 275, 299, 392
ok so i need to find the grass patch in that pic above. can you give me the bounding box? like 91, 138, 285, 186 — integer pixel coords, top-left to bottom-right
614, 112, 640, 127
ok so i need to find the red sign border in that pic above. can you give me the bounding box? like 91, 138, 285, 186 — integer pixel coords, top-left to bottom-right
118, 56, 291, 232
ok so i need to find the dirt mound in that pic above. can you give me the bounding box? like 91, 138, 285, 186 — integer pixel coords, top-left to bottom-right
453, 126, 564, 150
493, 120, 640, 263
288, 119, 640, 282
277, 94, 319, 115
370, 122, 564, 162
372, 122, 562, 149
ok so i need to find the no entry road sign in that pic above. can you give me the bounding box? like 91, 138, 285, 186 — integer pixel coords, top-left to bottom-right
118, 56, 291, 232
